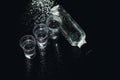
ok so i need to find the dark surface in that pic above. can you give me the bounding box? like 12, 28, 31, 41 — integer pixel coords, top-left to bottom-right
3, 0, 118, 80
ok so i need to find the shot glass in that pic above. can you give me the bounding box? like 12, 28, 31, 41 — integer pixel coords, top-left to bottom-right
46, 15, 62, 40
33, 23, 49, 52
19, 35, 36, 59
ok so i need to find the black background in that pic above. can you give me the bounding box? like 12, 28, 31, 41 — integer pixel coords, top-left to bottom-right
2, 0, 119, 80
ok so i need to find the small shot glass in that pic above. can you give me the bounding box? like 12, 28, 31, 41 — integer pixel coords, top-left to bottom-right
46, 15, 62, 40
33, 23, 49, 51
19, 35, 36, 59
